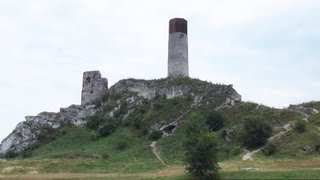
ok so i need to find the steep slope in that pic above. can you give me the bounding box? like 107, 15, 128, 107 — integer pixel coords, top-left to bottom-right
0, 77, 241, 158
1, 77, 320, 176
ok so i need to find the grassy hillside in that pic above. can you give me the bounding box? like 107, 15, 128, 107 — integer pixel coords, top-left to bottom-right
1, 78, 320, 179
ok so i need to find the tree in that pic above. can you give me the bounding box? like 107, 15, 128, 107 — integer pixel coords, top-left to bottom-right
206, 112, 224, 131
295, 119, 306, 132
182, 113, 219, 180
242, 117, 272, 148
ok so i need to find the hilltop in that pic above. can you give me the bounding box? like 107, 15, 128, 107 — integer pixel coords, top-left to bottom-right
0, 77, 320, 179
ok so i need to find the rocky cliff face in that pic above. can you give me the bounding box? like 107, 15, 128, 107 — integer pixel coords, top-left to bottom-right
110, 78, 241, 102
0, 105, 98, 157
0, 77, 241, 158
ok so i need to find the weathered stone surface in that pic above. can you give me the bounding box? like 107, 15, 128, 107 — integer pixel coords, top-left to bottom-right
110, 78, 241, 103
0, 105, 98, 157
289, 104, 318, 117
168, 18, 188, 78
0, 75, 242, 158
81, 71, 108, 105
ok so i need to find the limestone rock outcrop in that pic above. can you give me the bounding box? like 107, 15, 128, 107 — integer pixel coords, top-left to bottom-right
0, 105, 98, 157
0, 76, 242, 158
110, 78, 241, 103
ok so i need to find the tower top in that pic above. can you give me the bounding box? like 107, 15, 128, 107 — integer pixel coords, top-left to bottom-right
169, 18, 187, 34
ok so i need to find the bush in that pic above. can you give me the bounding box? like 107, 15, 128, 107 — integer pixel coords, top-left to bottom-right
241, 117, 272, 148
132, 115, 145, 129
295, 119, 306, 132
116, 141, 129, 150
149, 130, 162, 141
183, 113, 219, 180
98, 123, 116, 137
230, 146, 243, 156
86, 113, 106, 130
37, 126, 70, 144
89, 131, 99, 141
114, 101, 128, 118
139, 126, 149, 137
262, 143, 277, 156
5, 150, 18, 159
206, 112, 224, 131
315, 144, 320, 153
101, 153, 110, 160
20, 146, 34, 158
153, 101, 165, 110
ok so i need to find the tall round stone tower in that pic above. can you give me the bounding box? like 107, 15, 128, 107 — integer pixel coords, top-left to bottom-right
168, 18, 188, 78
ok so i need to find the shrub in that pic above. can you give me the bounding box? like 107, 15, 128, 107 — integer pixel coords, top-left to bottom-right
230, 146, 243, 156
295, 119, 306, 132
101, 92, 110, 102
206, 112, 224, 131
98, 123, 116, 137
262, 143, 277, 156
86, 113, 105, 130
114, 101, 128, 118
132, 115, 145, 129
89, 131, 99, 141
37, 126, 63, 143
315, 144, 320, 153
5, 150, 18, 159
139, 126, 149, 137
116, 141, 129, 150
101, 153, 110, 160
149, 130, 162, 141
183, 113, 219, 180
153, 101, 165, 110
241, 117, 272, 148
20, 146, 34, 158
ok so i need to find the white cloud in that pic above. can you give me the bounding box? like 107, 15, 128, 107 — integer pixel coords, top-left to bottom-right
0, 0, 320, 141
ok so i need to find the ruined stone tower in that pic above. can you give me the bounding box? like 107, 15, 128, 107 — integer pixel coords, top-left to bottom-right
81, 71, 108, 105
168, 18, 189, 78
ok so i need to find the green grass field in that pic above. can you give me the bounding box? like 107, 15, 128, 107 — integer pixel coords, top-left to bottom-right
1, 126, 320, 179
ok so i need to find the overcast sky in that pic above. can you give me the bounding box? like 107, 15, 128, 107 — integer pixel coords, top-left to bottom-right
0, 0, 320, 141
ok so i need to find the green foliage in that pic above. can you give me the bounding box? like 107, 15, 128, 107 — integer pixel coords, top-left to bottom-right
295, 119, 306, 133
89, 131, 99, 141
153, 102, 164, 110
98, 123, 116, 137
101, 91, 110, 102
114, 101, 128, 118
101, 153, 110, 160
109, 92, 122, 101
262, 143, 277, 156
144, 95, 193, 125
37, 124, 73, 145
26, 127, 164, 173
315, 143, 320, 153
86, 113, 106, 130
20, 146, 34, 158
116, 141, 129, 150
149, 130, 162, 141
309, 113, 320, 126
241, 116, 272, 149
206, 112, 224, 131
182, 113, 219, 180
132, 114, 145, 129
5, 150, 19, 159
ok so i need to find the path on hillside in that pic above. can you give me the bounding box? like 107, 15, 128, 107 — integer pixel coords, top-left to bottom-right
159, 92, 212, 136
242, 121, 294, 161
150, 141, 167, 166
150, 94, 211, 165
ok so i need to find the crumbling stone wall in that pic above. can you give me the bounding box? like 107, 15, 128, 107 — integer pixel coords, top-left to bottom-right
81, 71, 108, 105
